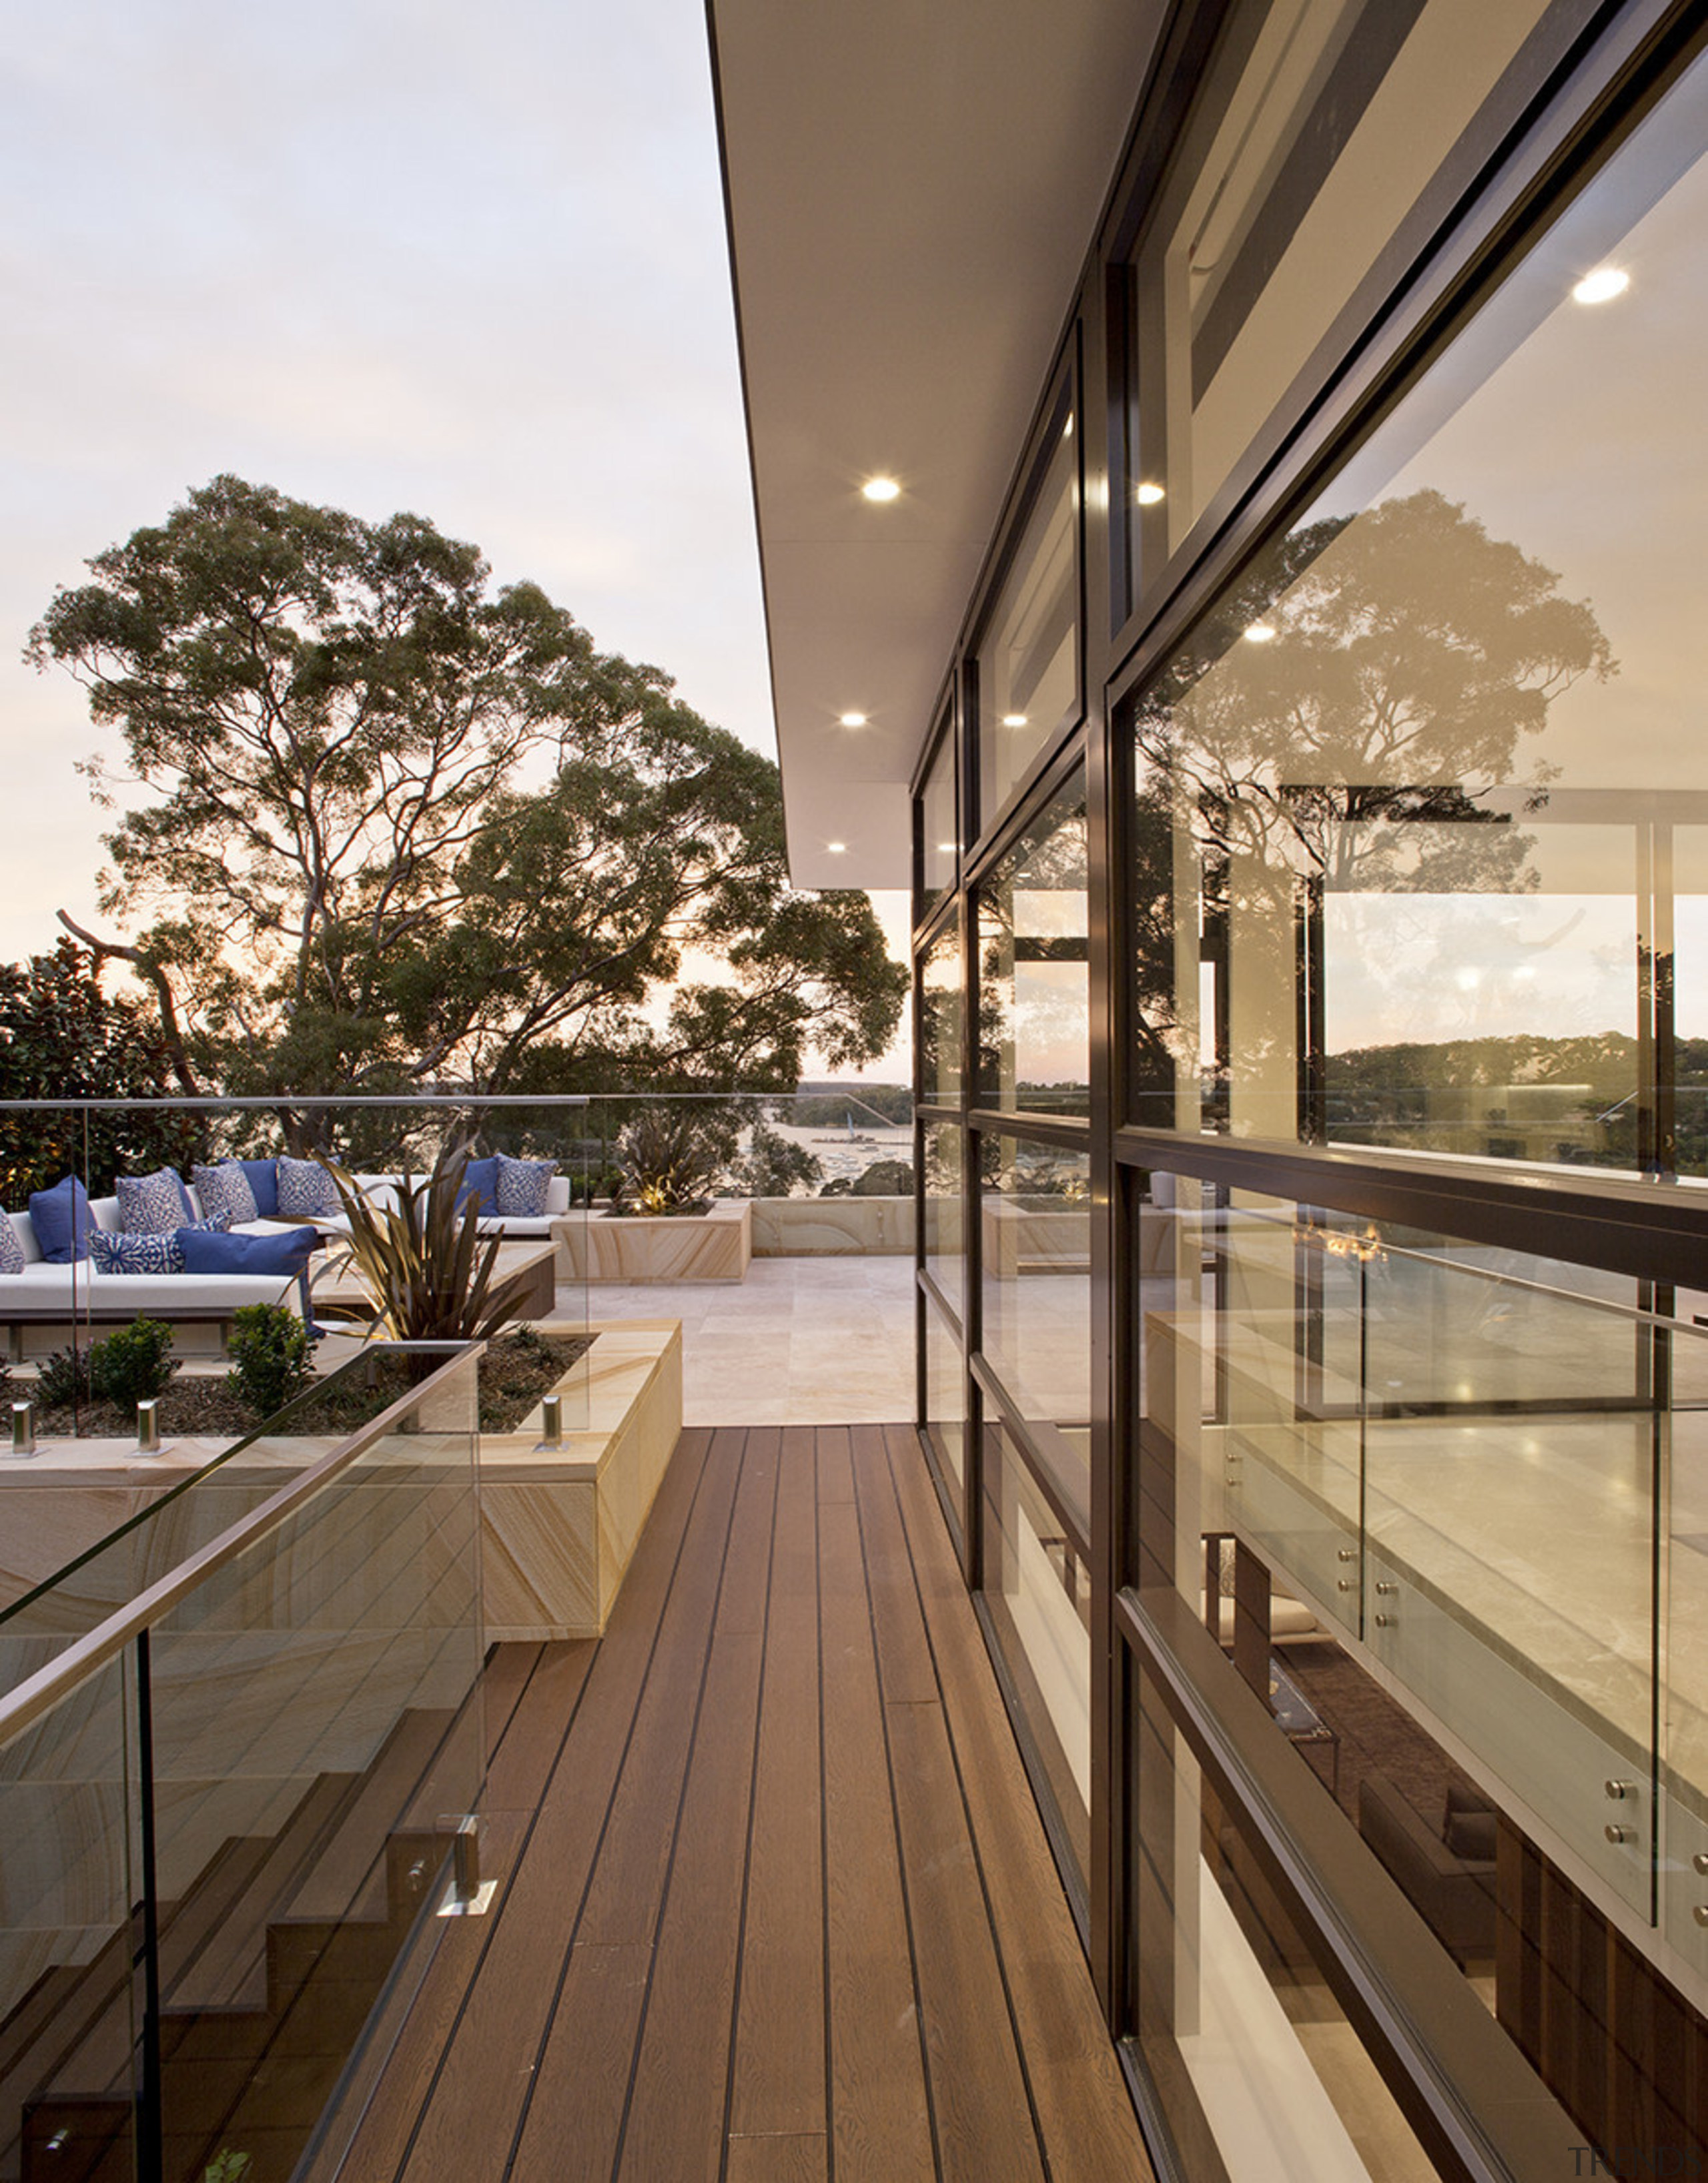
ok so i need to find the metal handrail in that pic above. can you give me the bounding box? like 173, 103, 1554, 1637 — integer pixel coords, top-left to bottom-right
0, 1094, 590, 1110
0, 1341, 482, 1752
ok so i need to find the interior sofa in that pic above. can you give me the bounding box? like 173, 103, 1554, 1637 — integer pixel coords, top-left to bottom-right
1358, 1771, 1499, 1962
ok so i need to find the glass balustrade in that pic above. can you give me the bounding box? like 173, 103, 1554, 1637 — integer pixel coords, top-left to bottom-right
1130, 1164, 1708, 2166
1134, 1164, 1708, 2021
0, 1342, 484, 2183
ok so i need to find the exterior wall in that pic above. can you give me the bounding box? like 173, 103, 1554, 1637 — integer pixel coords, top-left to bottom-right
908, 4, 1708, 2174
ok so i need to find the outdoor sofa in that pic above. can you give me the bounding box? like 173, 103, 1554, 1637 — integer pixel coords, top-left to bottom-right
0, 1153, 570, 1356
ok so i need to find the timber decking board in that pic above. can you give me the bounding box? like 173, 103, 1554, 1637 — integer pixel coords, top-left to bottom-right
728, 1424, 825, 2142
882, 1424, 1152, 2182
341, 1424, 1151, 2183
384, 1426, 724, 2179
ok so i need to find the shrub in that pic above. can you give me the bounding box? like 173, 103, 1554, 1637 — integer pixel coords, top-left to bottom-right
227, 1302, 316, 1420
89, 1318, 179, 1418
566, 1164, 623, 1206
35, 1344, 93, 1408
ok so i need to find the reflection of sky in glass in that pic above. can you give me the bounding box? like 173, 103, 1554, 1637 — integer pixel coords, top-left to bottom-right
1013, 962, 1089, 1087
1326, 894, 1635, 1051
1304, 59, 1708, 795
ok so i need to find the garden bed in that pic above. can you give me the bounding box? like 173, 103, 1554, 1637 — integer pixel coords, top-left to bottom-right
22, 1327, 593, 1441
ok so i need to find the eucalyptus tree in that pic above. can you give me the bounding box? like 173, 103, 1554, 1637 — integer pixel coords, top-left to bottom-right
31, 476, 903, 1136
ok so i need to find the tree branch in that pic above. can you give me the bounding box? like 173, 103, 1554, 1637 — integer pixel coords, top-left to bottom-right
55, 910, 202, 1095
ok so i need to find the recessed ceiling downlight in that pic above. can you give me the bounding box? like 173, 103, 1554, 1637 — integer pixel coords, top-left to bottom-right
1001, 713, 1029, 727
1572, 266, 1630, 304
861, 476, 901, 502
839, 712, 867, 727
827, 841, 847, 854
1136, 481, 1166, 506
1244, 622, 1277, 644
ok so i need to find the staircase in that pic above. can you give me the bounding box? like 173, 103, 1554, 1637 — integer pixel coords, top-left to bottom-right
1, 1709, 466, 2183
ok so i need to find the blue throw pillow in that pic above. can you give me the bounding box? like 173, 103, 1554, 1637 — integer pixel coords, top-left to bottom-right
115, 1168, 193, 1234
457, 1154, 502, 1214
29, 1176, 94, 1264
276, 1156, 340, 1218
0, 1214, 24, 1276
91, 1229, 185, 1275
495, 1154, 556, 1217
239, 1158, 280, 1216
193, 1161, 259, 1226
177, 1225, 318, 1276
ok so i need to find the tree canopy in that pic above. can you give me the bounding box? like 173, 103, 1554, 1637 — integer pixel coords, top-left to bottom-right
30, 476, 905, 1117
0, 939, 206, 1200
1128, 488, 1616, 1117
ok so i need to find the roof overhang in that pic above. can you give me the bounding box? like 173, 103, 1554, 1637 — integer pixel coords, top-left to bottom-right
707, 0, 1166, 888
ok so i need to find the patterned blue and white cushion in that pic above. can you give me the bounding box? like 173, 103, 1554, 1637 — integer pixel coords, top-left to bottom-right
0, 1214, 23, 1276
181, 1212, 232, 1235
91, 1229, 185, 1275
494, 1154, 556, 1218
193, 1161, 260, 1226
275, 1156, 340, 1218
115, 1168, 192, 1235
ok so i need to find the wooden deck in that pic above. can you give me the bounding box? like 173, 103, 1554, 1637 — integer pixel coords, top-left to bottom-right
343, 1423, 1153, 2183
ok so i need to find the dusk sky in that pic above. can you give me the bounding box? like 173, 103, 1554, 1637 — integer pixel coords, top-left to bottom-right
1, 0, 911, 1069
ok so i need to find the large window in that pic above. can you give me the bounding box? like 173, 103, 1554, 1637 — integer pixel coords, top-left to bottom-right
1130, 1158, 1708, 2169
919, 917, 963, 1108
1130, 41, 1708, 1174
977, 779, 1090, 1116
917, 718, 958, 919
975, 390, 1080, 827
1124, 0, 1585, 603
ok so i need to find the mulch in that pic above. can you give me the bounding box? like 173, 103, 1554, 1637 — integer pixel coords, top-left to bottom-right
16, 1328, 593, 1442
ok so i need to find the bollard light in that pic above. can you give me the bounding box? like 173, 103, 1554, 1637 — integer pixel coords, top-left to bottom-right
136, 1399, 161, 1455
7, 1400, 36, 1460
536, 1392, 563, 1451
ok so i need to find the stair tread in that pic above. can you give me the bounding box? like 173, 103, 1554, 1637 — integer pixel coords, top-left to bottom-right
169, 1772, 362, 2012
285, 1711, 456, 1925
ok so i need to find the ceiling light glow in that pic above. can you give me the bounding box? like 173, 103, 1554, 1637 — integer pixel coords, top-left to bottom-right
827, 841, 847, 853
839, 712, 867, 727
1001, 712, 1028, 727
861, 476, 901, 502
1136, 481, 1166, 506
1243, 622, 1277, 644
1572, 266, 1630, 304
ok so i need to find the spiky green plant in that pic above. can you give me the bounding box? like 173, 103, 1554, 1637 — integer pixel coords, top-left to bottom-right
318, 1145, 534, 1342
614, 1108, 722, 1216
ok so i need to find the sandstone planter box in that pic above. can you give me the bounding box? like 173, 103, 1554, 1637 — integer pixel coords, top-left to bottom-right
0, 1321, 683, 1656
751, 1195, 914, 1256
550, 1198, 751, 1283
479, 1318, 682, 1638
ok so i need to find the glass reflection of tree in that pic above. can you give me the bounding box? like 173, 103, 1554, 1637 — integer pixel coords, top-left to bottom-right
1131, 490, 1615, 1135
977, 804, 1089, 1110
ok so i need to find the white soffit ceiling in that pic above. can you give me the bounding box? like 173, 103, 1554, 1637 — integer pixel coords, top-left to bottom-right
709, 0, 1166, 889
